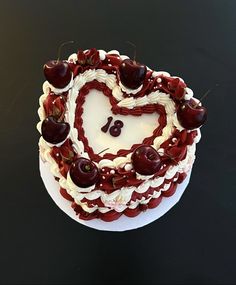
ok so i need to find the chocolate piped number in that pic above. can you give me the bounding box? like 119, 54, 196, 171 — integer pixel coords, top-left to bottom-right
101, 116, 113, 133
101, 117, 124, 137
109, 120, 124, 137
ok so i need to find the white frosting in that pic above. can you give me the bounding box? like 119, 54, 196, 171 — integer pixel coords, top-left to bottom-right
68, 53, 78, 64
120, 55, 129, 60
136, 173, 154, 180
37, 50, 200, 215
184, 87, 194, 100
107, 50, 120, 55
112, 86, 124, 101
124, 163, 133, 171
98, 49, 106, 60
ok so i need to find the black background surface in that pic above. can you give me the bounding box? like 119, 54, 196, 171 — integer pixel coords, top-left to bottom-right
0, 0, 236, 284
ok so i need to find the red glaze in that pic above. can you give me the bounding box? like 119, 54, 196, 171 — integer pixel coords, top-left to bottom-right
42, 116, 70, 144
60, 188, 74, 201
177, 99, 207, 130
85, 48, 101, 66
119, 59, 147, 89
71, 203, 98, 220
186, 130, 198, 145
177, 172, 187, 183
124, 207, 141, 217
148, 195, 163, 209
105, 54, 122, 66
43, 60, 72, 88
70, 158, 100, 188
167, 77, 186, 100
131, 145, 162, 175
100, 210, 122, 222
50, 140, 75, 164
43, 93, 67, 119
162, 183, 177, 197
76, 48, 101, 67
77, 50, 86, 65
166, 146, 187, 164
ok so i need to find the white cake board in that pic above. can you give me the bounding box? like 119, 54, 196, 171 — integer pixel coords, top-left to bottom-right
40, 158, 192, 232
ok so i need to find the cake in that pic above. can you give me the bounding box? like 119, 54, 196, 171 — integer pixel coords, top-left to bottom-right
37, 47, 207, 222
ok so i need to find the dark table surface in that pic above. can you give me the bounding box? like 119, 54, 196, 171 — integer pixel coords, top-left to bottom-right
0, 0, 236, 284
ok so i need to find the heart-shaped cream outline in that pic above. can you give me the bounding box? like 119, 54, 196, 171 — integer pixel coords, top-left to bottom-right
65, 68, 184, 169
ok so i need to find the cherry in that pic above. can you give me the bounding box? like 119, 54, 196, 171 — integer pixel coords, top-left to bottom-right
177, 99, 207, 130
42, 116, 70, 144
43, 60, 72, 88
43, 41, 73, 88
131, 145, 162, 175
70, 158, 100, 188
119, 59, 147, 89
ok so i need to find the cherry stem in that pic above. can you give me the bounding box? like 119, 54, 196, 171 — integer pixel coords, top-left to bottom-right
194, 83, 219, 108
61, 150, 74, 162
126, 41, 137, 62
97, 148, 110, 155
194, 89, 211, 108
85, 165, 91, 171
57, 40, 74, 63
158, 151, 178, 164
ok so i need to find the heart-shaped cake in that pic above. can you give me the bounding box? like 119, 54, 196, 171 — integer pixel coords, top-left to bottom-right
37, 47, 207, 222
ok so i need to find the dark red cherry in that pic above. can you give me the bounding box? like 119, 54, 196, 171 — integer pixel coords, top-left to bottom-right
119, 59, 147, 89
43, 60, 72, 88
177, 99, 207, 130
42, 116, 70, 144
70, 158, 99, 188
131, 145, 161, 175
